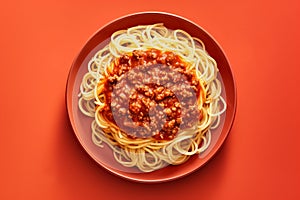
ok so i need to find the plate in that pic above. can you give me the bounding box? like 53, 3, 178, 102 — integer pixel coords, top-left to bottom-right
66, 11, 236, 183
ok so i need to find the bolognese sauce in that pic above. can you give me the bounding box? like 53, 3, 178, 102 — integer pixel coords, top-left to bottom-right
100, 49, 202, 140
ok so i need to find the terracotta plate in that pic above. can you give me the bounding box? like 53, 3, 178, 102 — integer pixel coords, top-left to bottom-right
66, 12, 237, 183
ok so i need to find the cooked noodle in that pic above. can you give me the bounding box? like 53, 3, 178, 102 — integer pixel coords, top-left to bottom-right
78, 24, 226, 172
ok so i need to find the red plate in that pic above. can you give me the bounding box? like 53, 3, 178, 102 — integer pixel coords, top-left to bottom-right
66, 11, 237, 183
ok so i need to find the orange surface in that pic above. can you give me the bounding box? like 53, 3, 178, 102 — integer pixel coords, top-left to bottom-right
0, 0, 299, 199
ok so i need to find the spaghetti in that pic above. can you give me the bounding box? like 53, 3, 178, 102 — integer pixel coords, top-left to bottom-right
78, 24, 226, 172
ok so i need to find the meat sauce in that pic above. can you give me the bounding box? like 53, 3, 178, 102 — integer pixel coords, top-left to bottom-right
100, 49, 201, 141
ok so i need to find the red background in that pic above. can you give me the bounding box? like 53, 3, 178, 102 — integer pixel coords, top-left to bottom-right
0, 0, 299, 199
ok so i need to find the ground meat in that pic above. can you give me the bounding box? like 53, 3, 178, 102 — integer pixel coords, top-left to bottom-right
100, 49, 201, 140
